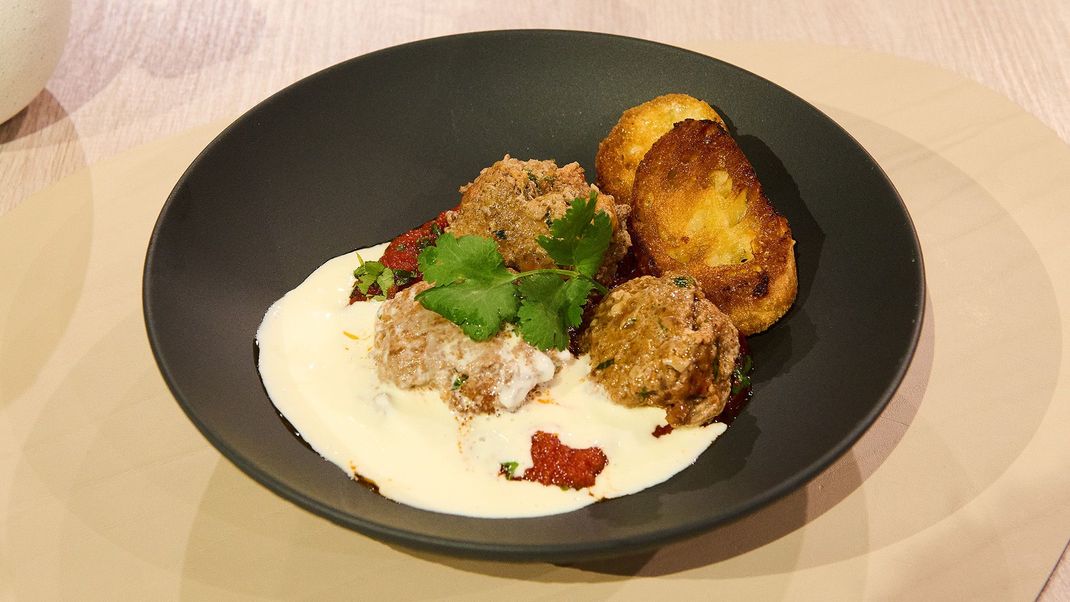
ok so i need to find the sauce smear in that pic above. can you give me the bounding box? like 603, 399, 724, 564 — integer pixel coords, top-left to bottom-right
517, 431, 608, 490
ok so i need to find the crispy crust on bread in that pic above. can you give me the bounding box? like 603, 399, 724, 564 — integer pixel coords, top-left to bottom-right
595, 94, 725, 206
630, 119, 797, 335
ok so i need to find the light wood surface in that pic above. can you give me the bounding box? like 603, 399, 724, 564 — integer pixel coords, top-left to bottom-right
3, 0, 1070, 215
2, 2, 1069, 599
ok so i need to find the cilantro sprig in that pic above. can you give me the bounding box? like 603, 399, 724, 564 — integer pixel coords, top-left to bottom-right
499, 461, 520, 480
415, 191, 611, 350
352, 254, 395, 301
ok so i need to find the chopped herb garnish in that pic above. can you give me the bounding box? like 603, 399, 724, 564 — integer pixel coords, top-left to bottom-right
392, 269, 416, 287
352, 253, 395, 301
672, 275, 693, 287
731, 354, 754, 395
452, 374, 469, 390
536, 191, 612, 279
638, 388, 655, 399
500, 461, 519, 479
416, 192, 611, 350
595, 358, 615, 370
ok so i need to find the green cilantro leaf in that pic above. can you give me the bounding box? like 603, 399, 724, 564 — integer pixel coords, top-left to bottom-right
500, 461, 519, 479
412, 194, 611, 350
353, 255, 394, 301
418, 233, 511, 285
537, 191, 612, 278
416, 234, 518, 340
595, 358, 615, 370
731, 354, 754, 396
416, 279, 518, 341
516, 274, 595, 350
451, 374, 468, 390
672, 275, 694, 288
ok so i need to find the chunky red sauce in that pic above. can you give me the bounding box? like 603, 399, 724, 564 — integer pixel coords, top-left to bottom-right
652, 423, 674, 438
349, 209, 453, 303
380, 210, 452, 274
506, 431, 608, 490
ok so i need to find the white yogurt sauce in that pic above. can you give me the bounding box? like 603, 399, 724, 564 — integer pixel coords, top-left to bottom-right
256, 244, 726, 518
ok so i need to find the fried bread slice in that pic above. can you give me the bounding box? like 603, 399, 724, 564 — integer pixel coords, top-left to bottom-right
630, 119, 796, 334
595, 94, 725, 206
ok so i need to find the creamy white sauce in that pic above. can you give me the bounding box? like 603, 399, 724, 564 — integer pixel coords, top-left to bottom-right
256, 244, 726, 518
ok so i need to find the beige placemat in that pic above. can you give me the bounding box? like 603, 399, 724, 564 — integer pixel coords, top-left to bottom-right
2, 41, 1068, 600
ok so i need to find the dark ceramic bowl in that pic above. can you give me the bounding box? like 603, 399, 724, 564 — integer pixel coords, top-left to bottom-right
144, 30, 923, 562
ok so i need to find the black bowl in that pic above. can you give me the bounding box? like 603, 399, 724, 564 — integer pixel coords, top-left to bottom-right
144, 30, 923, 562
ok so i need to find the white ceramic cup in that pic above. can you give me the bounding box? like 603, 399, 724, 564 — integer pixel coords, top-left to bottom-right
0, 0, 71, 124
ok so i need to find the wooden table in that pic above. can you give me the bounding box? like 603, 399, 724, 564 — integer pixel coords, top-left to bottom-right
2, 2, 1068, 598
3, 0, 1070, 215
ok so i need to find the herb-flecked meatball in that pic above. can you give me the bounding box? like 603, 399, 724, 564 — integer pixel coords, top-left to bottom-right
581, 274, 740, 426
446, 156, 631, 283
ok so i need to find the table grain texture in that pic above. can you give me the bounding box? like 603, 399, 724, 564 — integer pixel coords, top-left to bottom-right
1, 1, 1067, 599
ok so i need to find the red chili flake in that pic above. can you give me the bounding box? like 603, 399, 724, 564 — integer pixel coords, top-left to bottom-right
519, 431, 607, 490
652, 424, 674, 438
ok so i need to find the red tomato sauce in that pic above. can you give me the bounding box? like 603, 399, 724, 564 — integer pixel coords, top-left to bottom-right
349, 209, 453, 303
504, 431, 608, 490
652, 423, 674, 438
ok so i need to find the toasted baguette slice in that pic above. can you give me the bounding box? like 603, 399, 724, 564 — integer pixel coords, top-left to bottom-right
596, 94, 725, 206
630, 119, 797, 334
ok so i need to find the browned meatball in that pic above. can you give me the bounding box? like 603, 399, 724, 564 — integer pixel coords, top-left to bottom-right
446, 155, 631, 283
374, 282, 559, 416
581, 274, 740, 426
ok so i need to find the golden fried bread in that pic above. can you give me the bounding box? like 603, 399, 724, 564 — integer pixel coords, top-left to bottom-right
596, 94, 725, 205
630, 119, 797, 335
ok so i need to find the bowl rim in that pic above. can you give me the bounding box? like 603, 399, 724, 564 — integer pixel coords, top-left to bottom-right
143, 29, 926, 561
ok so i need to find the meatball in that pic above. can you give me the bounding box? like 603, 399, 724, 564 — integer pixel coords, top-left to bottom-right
446, 155, 631, 283
581, 274, 740, 426
374, 282, 559, 416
